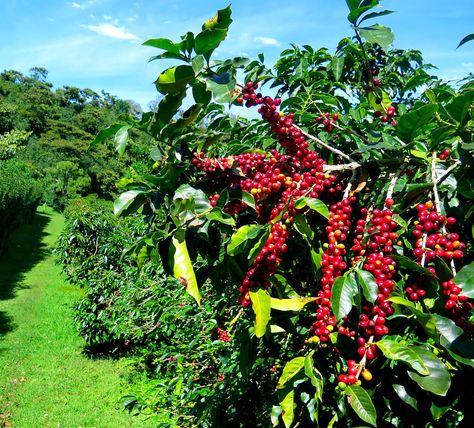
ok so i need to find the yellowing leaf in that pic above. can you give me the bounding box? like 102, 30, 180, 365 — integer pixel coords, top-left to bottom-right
170, 230, 201, 305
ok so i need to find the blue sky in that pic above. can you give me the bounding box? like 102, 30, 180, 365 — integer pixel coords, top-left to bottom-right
1, 0, 473, 110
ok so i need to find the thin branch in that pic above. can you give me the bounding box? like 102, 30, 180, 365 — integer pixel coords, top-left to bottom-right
343, 169, 358, 199
431, 152, 457, 275
435, 159, 461, 185
294, 125, 360, 164
322, 162, 361, 172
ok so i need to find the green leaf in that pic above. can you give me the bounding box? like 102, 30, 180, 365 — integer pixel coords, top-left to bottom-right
191, 81, 212, 105
191, 55, 205, 74
270, 297, 317, 311
304, 355, 324, 402
206, 72, 236, 103
280, 388, 295, 428
391, 255, 436, 277
345, 385, 377, 427
227, 224, 265, 255
295, 197, 329, 219
388, 296, 437, 338
408, 346, 451, 396
457, 33, 474, 49
173, 184, 212, 213
455, 261, 474, 298
143, 37, 182, 54
293, 214, 314, 240
156, 91, 186, 125
396, 104, 438, 142
358, 9, 394, 25
89, 123, 125, 150
445, 91, 474, 125
170, 229, 201, 305
331, 272, 358, 321
277, 357, 305, 389
114, 125, 131, 156
195, 29, 228, 55
348, 4, 376, 25
248, 226, 271, 263
434, 314, 474, 359
114, 189, 146, 216
155, 65, 195, 94
331, 56, 344, 81
377, 338, 429, 375
392, 383, 418, 410
357, 24, 394, 51
355, 269, 378, 303
205, 209, 235, 226
249, 287, 271, 338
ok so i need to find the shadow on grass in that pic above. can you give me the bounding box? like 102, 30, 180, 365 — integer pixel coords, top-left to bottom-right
0, 212, 52, 337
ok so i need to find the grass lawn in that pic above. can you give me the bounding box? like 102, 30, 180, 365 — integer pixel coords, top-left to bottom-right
0, 208, 154, 427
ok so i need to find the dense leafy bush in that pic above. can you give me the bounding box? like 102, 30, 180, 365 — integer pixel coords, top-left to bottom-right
0, 159, 42, 255
65, 1, 474, 427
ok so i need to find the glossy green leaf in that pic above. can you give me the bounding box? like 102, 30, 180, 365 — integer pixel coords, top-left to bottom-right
434, 314, 474, 360
355, 269, 378, 303
391, 254, 436, 277
195, 29, 227, 55
170, 229, 201, 305
205, 209, 235, 226
331, 56, 344, 81
358, 24, 394, 51
277, 357, 305, 389
376, 338, 429, 375
345, 385, 377, 427
295, 197, 329, 219
358, 9, 394, 25
155, 65, 195, 94
408, 346, 451, 396
454, 261, 474, 298
206, 72, 236, 103
388, 296, 437, 338
248, 226, 271, 263
89, 123, 125, 150
457, 33, 474, 49
293, 214, 314, 240
280, 388, 295, 428
227, 224, 265, 255
173, 184, 212, 213
270, 296, 317, 311
114, 125, 131, 156
156, 91, 186, 126
143, 37, 182, 54
393, 383, 418, 410
249, 287, 271, 338
191, 55, 205, 73
114, 189, 146, 216
396, 104, 438, 142
304, 355, 323, 401
331, 272, 358, 321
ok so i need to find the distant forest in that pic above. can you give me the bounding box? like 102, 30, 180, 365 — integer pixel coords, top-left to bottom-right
0, 67, 152, 252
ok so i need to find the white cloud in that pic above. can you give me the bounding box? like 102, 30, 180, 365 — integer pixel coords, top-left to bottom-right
253, 36, 280, 46
82, 23, 138, 40
71, 2, 84, 9
103, 15, 112, 21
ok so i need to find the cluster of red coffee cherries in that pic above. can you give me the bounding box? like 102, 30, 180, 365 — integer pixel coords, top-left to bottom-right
193, 82, 345, 305
315, 112, 339, 133
216, 327, 231, 342
239, 221, 289, 306
310, 197, 355, 343
374, 105, 397, 126
412, 202, 465, 263
439, 148, 451, 161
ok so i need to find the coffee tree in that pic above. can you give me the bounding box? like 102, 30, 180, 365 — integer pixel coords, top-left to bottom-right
93, 1, 474, 426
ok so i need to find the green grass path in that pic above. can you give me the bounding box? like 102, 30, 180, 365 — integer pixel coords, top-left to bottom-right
0, 209, 151, 428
